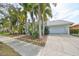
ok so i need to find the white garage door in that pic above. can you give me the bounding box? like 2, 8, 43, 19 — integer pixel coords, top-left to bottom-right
49, 25, 68, 34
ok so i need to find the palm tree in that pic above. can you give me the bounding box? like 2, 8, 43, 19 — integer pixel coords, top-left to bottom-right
16, 8, 26, 34
8, 6, 18, 34
41, 4, 52, 35
37, 4, 42, 38
9, 5, 28, 34
0, 4, 15, 33
38, 3, 57, 36
19, 3, 33, 34
0, 17, 10, 32
37, 3, 53, 38
19, 3, 53, 38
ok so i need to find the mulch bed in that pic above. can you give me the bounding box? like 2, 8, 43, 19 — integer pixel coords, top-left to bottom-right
8, 34, 23, 37
15, 35, 47, 47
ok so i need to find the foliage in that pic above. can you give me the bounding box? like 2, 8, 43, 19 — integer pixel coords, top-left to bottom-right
31, 31, 39, 39
44, 26, 49, 35
28, 22, 39, 39
0, 32, 10, 36
0, 3, 52, 39
70, 29, 79, 34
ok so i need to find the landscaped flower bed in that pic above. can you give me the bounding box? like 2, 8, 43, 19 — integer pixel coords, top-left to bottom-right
0, 33, 47, 47
16, 35, 47, 47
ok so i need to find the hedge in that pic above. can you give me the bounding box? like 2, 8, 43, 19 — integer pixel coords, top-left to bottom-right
70, 29, 79, 34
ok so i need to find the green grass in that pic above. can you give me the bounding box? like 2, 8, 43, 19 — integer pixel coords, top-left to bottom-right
0, 32, 10, 36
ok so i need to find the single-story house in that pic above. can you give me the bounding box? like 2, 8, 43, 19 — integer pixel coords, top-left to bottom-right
70, 24, 79, 30
70, 24, 79, 34
47, 20, 73, 34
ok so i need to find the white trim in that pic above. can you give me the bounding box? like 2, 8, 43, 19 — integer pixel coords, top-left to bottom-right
68, 26, 70, 35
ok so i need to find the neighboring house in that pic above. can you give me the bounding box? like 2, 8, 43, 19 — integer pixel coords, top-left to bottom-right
70, 24, 79, 30
70, 24, 79, 35
47, 20, 73, 34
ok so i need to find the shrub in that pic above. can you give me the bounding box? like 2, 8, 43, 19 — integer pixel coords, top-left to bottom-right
32, 31, 39, 39
44, 26, 49, 35
28, 23, 39, 39
70, 29, 79, 34
29, 30, 39, 39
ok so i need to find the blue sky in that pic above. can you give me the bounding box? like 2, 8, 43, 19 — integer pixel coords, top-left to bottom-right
51, 3, 79, 24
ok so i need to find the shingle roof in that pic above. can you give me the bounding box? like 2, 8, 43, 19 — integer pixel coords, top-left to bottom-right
47, 20, 73, 26
70, 24, 79, 27
70, 24, 79, 29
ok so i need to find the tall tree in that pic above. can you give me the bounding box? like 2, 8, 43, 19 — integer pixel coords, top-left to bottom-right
38, 4, 42, 38
20, 3, 52, 38
8, 6, 18, 34
19, 3, 33, 34
41, 4, 52, 35
37, 3, 52, 38
17, 8, 26, 34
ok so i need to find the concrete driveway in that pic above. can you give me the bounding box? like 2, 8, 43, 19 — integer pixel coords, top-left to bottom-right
38, 35, 79, 56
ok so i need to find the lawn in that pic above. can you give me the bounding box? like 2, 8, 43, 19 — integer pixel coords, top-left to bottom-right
0, 32, 10, 36
0, 42, 20, 56
0, 32, 22, 37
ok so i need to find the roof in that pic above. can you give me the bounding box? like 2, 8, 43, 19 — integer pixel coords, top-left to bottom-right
71, 24, 79, 27
47, 20, 74, 26
70, 24, 79, 29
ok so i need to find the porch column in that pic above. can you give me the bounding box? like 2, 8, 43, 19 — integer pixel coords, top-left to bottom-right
68, 26, 70, 35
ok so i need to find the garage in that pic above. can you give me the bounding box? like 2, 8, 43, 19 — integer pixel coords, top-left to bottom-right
48, 25, 69, 34
47, 20, 73, 34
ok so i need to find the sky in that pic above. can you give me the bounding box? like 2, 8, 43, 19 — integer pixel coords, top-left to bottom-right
50, 3, 79, 24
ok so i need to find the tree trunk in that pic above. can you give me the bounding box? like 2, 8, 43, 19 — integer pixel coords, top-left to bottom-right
38, 4, 42, 38
25, 19, 29, 34
9, 23, 13, 34
43, 20, 45, 35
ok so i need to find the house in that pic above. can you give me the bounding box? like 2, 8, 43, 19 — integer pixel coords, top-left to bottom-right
70, 24, 79, 30
47, 20, 73, 34
70, 24, 79, 34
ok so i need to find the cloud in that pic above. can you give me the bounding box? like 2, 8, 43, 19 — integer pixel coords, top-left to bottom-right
66, 10, 79, 19
51, 3, 79, 24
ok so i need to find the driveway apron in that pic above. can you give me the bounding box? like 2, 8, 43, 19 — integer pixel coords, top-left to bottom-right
38, 35, 79, 56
